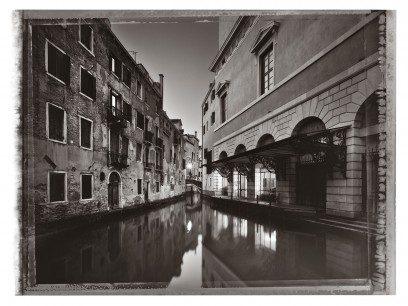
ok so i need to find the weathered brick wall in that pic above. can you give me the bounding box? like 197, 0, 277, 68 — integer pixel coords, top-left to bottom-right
29, 19, 183, 224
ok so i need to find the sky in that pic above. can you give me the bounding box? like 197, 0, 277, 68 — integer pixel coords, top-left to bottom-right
111, 17, 219, 142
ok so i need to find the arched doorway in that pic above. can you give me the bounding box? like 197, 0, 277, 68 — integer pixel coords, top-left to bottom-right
234, 144, 247, 198
292, 117, 327, 208
255, 134, 276, 200
108, 171, 121, 210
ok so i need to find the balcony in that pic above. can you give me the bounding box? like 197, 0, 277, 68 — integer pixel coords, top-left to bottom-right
108, 151, 128, 168
155, 137, 163, 148
173, 136, 179, 146
144, 131, 154, 145
107, 106, 130, 129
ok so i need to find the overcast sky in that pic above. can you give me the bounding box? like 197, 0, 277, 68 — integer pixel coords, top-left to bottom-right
111, 18, 219, 142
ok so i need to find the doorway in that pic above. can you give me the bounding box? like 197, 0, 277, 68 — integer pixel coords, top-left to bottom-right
108, 172, 121, 210
296, 164, 326, 209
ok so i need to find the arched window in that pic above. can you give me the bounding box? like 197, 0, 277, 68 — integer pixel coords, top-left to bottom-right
256, 134, 275, 148
292, 117, 326, 136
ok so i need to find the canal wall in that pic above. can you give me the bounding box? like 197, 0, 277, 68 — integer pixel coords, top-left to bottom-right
36, 193, 187, 235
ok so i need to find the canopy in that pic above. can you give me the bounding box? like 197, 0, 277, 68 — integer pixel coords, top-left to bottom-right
203, 126, 348, 180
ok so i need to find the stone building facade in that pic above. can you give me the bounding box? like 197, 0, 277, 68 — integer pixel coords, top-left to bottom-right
183, 132, 201, 180
202, 12, 385, 219
22, 18, 185, 224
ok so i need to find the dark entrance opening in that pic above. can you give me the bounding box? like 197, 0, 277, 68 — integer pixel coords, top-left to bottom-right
145, 181, 149, 202
108, 172, 120, 210
292, 117, 327, 210
296, 163, 326, 208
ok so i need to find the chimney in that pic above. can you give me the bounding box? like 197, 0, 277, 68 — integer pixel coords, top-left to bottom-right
195, 131, 197, 138
159, 74, 164, 97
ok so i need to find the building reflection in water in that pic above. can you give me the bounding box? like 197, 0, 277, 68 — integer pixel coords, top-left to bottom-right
36, 197, 368, 288
201, 204, 368, 288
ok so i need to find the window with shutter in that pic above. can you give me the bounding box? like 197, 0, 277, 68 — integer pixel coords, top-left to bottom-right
47, 41, 70, 84
110, 53, 122, 79
80, 23, 93, 53
48, 103, 65, 142
136, 111, 144, 130
80, 117, 92, 149
49, 172, 66, 202
123, 66, 131, 88
123, 101, 132, 122
136, 143, 142, 161
137, 81, 143, 99
80, 67, 96, 100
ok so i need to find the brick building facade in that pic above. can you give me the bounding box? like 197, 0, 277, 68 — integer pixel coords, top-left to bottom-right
22, 18, 186, 224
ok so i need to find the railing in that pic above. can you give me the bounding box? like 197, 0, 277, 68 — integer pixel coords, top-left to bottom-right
144, 131, 154, 144
106, 106, 130, 128
204, 188, 277, 204
155, 137, 163, 148
108, 151, 128, 168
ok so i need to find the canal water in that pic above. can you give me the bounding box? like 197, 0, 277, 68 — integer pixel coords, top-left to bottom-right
36, 195, 370, 288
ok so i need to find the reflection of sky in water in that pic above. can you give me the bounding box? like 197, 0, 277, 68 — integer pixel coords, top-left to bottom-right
168, 235, 202, 289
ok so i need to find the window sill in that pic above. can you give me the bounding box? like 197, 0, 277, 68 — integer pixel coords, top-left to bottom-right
80, 146, 93, 151
46, 72, 66, 85
111, 72, 120, 80
79, 91, 95, 101
47, 138, 67, 145
80, 198, 94, 203
123, 83, 131, 90
44, 200, 68, 205
78, 41, 95, 57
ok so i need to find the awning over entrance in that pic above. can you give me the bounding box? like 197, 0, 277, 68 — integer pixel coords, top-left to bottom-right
203, 126, 348, 180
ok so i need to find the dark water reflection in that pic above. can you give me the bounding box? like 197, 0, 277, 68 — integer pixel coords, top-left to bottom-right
36, 195, 369, 288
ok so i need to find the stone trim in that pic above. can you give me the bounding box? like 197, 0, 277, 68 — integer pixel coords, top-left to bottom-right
214, 52, 379, 147
214, 11, 382, 134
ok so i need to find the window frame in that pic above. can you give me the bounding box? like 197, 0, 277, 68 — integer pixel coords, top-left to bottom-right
46, 102, 67, 144
122, 100, 132, 123
79, 65, 96, 101
48, 171, 67, 203
80, 173, 94, 201
110, 53, 122, 80
136, 142, 143, 162
136, 80, 143, 100
220, 92, 228, 124
45, 39, 70, 85
122, 64, 131, 89
258, 39, 275, 96
137, 178, 143, 195
78, 20, 94, 56
78, 115, 93, 150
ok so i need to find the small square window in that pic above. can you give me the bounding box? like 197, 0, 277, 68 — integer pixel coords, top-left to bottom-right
80, 117, 92, 149
49, 172, 66, 202
80, 67, 96, 100
48, 103, 66, 143
81, 174, 93, 200
156, 181, 160, 193
80, 22, 93, 53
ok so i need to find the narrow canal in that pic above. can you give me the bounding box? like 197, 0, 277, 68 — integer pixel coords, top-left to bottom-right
36, 195, 370, 288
